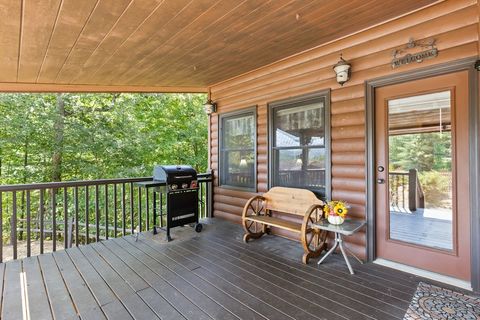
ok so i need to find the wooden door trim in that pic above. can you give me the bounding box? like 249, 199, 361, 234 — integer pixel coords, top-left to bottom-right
365, 56, 479, 292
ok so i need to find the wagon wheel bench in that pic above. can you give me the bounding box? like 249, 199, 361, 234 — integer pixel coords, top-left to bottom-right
241, 187, 328, 264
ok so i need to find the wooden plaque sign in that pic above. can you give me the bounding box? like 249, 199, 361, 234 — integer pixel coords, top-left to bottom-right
391, 38, 438, 69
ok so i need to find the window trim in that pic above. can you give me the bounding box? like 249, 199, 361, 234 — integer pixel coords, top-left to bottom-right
218, 106, 257, 192
268, 90, 331, 200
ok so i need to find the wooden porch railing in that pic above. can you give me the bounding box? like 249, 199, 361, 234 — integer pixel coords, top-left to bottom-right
0, 172, 213, 262
389, 169, 424, 212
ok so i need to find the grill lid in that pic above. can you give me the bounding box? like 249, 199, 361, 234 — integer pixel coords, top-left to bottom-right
153, 165, 197, 183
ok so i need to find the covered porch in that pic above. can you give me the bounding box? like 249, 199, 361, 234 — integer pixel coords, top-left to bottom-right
0, 218, 445, 320
0, 0, 479, 318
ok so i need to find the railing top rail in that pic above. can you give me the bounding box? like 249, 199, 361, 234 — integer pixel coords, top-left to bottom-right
0, 177, 152, 192
0, 173, 213, 192
389, 171, 409, 176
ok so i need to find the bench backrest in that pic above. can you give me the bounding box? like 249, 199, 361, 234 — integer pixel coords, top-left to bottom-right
263, 187, 324, 216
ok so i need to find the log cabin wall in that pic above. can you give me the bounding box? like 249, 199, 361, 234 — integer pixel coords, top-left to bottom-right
208, 0, 479, 259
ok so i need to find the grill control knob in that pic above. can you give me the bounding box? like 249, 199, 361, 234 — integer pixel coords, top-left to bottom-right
182, 183, 188, 189
171, 184, 178, 190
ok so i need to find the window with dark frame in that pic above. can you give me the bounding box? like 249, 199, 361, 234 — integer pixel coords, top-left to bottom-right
219, 108, 256, 190
270, 94, 330, 198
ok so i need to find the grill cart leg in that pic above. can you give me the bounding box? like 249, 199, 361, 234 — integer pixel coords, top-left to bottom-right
166, 226, 172, 242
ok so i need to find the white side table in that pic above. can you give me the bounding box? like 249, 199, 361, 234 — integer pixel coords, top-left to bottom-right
313, 219, 366, 274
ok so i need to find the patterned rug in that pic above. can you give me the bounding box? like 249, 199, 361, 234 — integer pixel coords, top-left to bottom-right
404, 282, 480, 319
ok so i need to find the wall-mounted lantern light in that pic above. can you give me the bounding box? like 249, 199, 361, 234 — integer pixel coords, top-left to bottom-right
333, 55, 351, 86
203, 99, 217, 115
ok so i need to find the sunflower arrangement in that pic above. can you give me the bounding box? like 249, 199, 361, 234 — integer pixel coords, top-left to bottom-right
323, 200, 349, 224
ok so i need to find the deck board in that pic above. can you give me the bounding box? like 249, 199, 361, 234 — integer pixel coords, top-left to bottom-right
114, 239, 237, 320
158, 244, 316, 320
52, 250, 106, 320
205, 233, 413, 302
191, 235, 406, 319
104, 238, 213, 320
2, 260, 24, 320
78, 245, 160, 320
174, 241, 359, 320
170, 246, 339, 319
0, 218, 462, 320
106, 237, 215, 320
66, 247, 126, 314
121, 237, 264, 320
37, 254, 78, 319
22, 257, 52, 320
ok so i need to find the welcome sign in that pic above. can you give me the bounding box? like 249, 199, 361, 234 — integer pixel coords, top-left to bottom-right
391, 38, 438, 69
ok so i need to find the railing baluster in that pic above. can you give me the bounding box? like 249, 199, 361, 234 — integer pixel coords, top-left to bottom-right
12, 191, 17, 260
122, 183, 126, 236
52, 188, 56, 252
63, 187, 68, 249
0, 191, 3, 263
74, 186, 79, 247
207, 176, 213, 218
130, 182, 134, 234
160, 192, 163, 228
40, 189, 44, 254
145, 189, 149, 231
113, 184, 117, 238
85, 186, 89, 244
199, 182, 204, 219
138, 187, 142, 232
95, 185, 100, 242
26, 190, 31, 257
153, 191, 157, 230
105, 184, 109, 240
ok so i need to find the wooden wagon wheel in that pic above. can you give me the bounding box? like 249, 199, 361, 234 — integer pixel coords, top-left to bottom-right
301, 204, 328, 264
242, 196, 267, 243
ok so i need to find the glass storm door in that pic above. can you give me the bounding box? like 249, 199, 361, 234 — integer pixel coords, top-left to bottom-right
375, 71, 470, 281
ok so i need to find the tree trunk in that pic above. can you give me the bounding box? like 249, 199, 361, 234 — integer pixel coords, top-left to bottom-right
52, 94, 65, 182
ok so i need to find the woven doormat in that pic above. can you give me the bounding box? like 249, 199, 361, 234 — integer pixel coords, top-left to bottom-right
404, 282, 480, 319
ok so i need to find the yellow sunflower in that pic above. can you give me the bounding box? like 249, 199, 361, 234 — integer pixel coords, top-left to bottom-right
334, 203, 348, 218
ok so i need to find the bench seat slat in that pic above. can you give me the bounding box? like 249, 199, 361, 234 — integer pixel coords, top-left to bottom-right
245, 216, 302, 233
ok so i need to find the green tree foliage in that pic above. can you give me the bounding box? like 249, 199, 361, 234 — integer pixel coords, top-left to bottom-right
389, 132, 452, 207
389, 132, 451, 172
0, 93, 208, 185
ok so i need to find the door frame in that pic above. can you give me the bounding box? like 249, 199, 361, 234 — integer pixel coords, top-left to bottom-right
365, 57, 479, 292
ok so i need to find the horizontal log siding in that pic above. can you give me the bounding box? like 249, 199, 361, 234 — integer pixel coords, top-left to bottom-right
209, 0, 479, 259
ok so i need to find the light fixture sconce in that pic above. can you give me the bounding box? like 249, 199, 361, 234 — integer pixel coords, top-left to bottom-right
203, 99, 217, 115
333, 55, 351, 86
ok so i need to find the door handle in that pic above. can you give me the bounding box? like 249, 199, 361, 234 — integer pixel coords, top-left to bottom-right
377, 178, 385, 184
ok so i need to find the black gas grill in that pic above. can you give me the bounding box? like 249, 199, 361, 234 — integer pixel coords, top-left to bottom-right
153, 165, 202, 241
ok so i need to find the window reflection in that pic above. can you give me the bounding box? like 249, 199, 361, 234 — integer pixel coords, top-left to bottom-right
388, 91, 453, 251
272, 99, 327, 196
220, 112, 256, 189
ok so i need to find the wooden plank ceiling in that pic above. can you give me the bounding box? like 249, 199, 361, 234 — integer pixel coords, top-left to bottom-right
0, 0, 437, 91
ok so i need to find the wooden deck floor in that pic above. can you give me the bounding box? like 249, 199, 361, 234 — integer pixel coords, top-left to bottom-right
0, 218, 468, 320
390, 210, 452, 250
